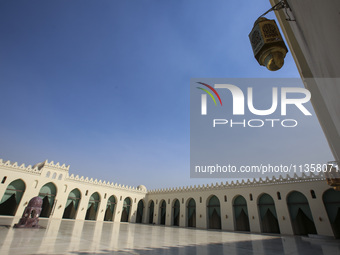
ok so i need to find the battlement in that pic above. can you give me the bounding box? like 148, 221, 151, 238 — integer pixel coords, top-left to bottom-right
147, 172, 325, 194
66, 173, 146, 193
0, 159, 146, 193
0, 159, 41, 175
1, 158, 325, 195
35, 160, 70, 171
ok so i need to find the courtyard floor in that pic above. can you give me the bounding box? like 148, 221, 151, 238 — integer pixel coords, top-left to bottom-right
0, 217, 339, 255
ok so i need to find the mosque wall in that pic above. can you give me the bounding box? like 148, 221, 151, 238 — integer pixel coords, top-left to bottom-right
1, 159, 338, 238
0, 159, 147, 223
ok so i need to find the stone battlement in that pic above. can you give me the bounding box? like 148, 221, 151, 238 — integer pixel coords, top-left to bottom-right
148, 172, 325, 194
0, 159, 146, 193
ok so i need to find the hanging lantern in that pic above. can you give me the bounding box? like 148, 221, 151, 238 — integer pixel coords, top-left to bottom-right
249, 17, 288, 71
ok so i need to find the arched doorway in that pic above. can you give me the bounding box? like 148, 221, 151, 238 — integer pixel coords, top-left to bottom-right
159, 200, 166, 225
323, 188, 340, 238
0, 179, 26, 216
104, 195, 116, 221
85, 192, 100, 221
172, 199, 180, 226
121, 197, 131, 222
187, 198, 196, 227
287, 191, 317, 235
148, 200, 154, 224
233, 195, 250, 231
207, 195, 221, 229
258, 193, 280, 233
136, 200, 144, 223
39, 182, 57, 218
63, 188, 81, 219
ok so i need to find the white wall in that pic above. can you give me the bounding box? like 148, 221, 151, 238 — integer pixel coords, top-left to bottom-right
0, 160, 146, 222
145, 175, 334, 237
0, 159, 337, 237
270, 0, 340, 162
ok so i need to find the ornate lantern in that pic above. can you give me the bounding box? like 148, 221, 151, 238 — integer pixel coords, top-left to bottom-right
249, 17, 288, 71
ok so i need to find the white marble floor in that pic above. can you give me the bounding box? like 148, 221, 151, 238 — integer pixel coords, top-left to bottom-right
0, 217, 339, 255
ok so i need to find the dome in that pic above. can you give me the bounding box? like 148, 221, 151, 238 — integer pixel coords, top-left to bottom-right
27, 196, 43, 208
137, 185, 147, 192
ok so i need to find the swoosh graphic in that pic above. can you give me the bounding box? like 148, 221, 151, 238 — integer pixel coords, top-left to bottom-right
197, 87, 217, 105
197, 82, 223, 106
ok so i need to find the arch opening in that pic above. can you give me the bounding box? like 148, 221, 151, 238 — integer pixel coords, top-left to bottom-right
104, 195, 116, 221
63, 188, 81, 219
233, 195, 250, 231
187, 198, 196, 228
148, 201, 154, 224
207, 195, 221, 229
0, 179, 26, 216
159, 200, 166, 225
258, 193, 280, 234
136, 200, 144, 223
39, 182, 57, 218
120, 197, 131, 222
85, 192, 100, 221
172, 199, 180, 226
323, 188, 340, 238
287, 191, 317, 235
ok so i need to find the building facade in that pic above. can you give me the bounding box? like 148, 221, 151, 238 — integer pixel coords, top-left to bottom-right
1, 158, 339, 238
1, 0, 340, 240
270, 0, 340, 163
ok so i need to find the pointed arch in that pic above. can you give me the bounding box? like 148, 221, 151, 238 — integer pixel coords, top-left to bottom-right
287, 191, 317, 235
323, 188, 340, 238
159, 200, 166, 225
0, 179, 26, 216
148, 200, 155, 224
172, 199, 180, 226
257, 193, 280, 233
207, 195, 221, 229
136, 199, 144, 223
104, 195, 117, 221
121, 197, 132, 222
85, 192, 101, 221
39, 182, 57, 218
233, 195, 250, 231
63, 188, 81, 219
187, 198, 196, 228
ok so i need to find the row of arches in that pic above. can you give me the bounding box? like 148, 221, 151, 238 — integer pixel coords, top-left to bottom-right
0, 179, 136, 223
1, 179, 340, 237
61, 188, 134, 222
146, 190, 340, 237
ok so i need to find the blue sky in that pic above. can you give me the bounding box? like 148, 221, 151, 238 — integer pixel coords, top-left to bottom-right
0, 0, 332, 189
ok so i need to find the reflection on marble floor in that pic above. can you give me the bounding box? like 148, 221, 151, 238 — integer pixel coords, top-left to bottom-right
0, 217, 339, 255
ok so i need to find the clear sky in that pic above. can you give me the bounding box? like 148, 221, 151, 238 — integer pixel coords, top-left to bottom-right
0, 0, 333, 190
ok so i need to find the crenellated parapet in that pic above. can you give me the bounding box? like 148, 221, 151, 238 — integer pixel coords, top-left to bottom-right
0, 158, 147, 194
148, 172, 325, 194
0, 159, 70, 175
35, 160, 70, 171
66, 173, 147, 193
3, 157, 325, 195
0, 159, 41, 175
